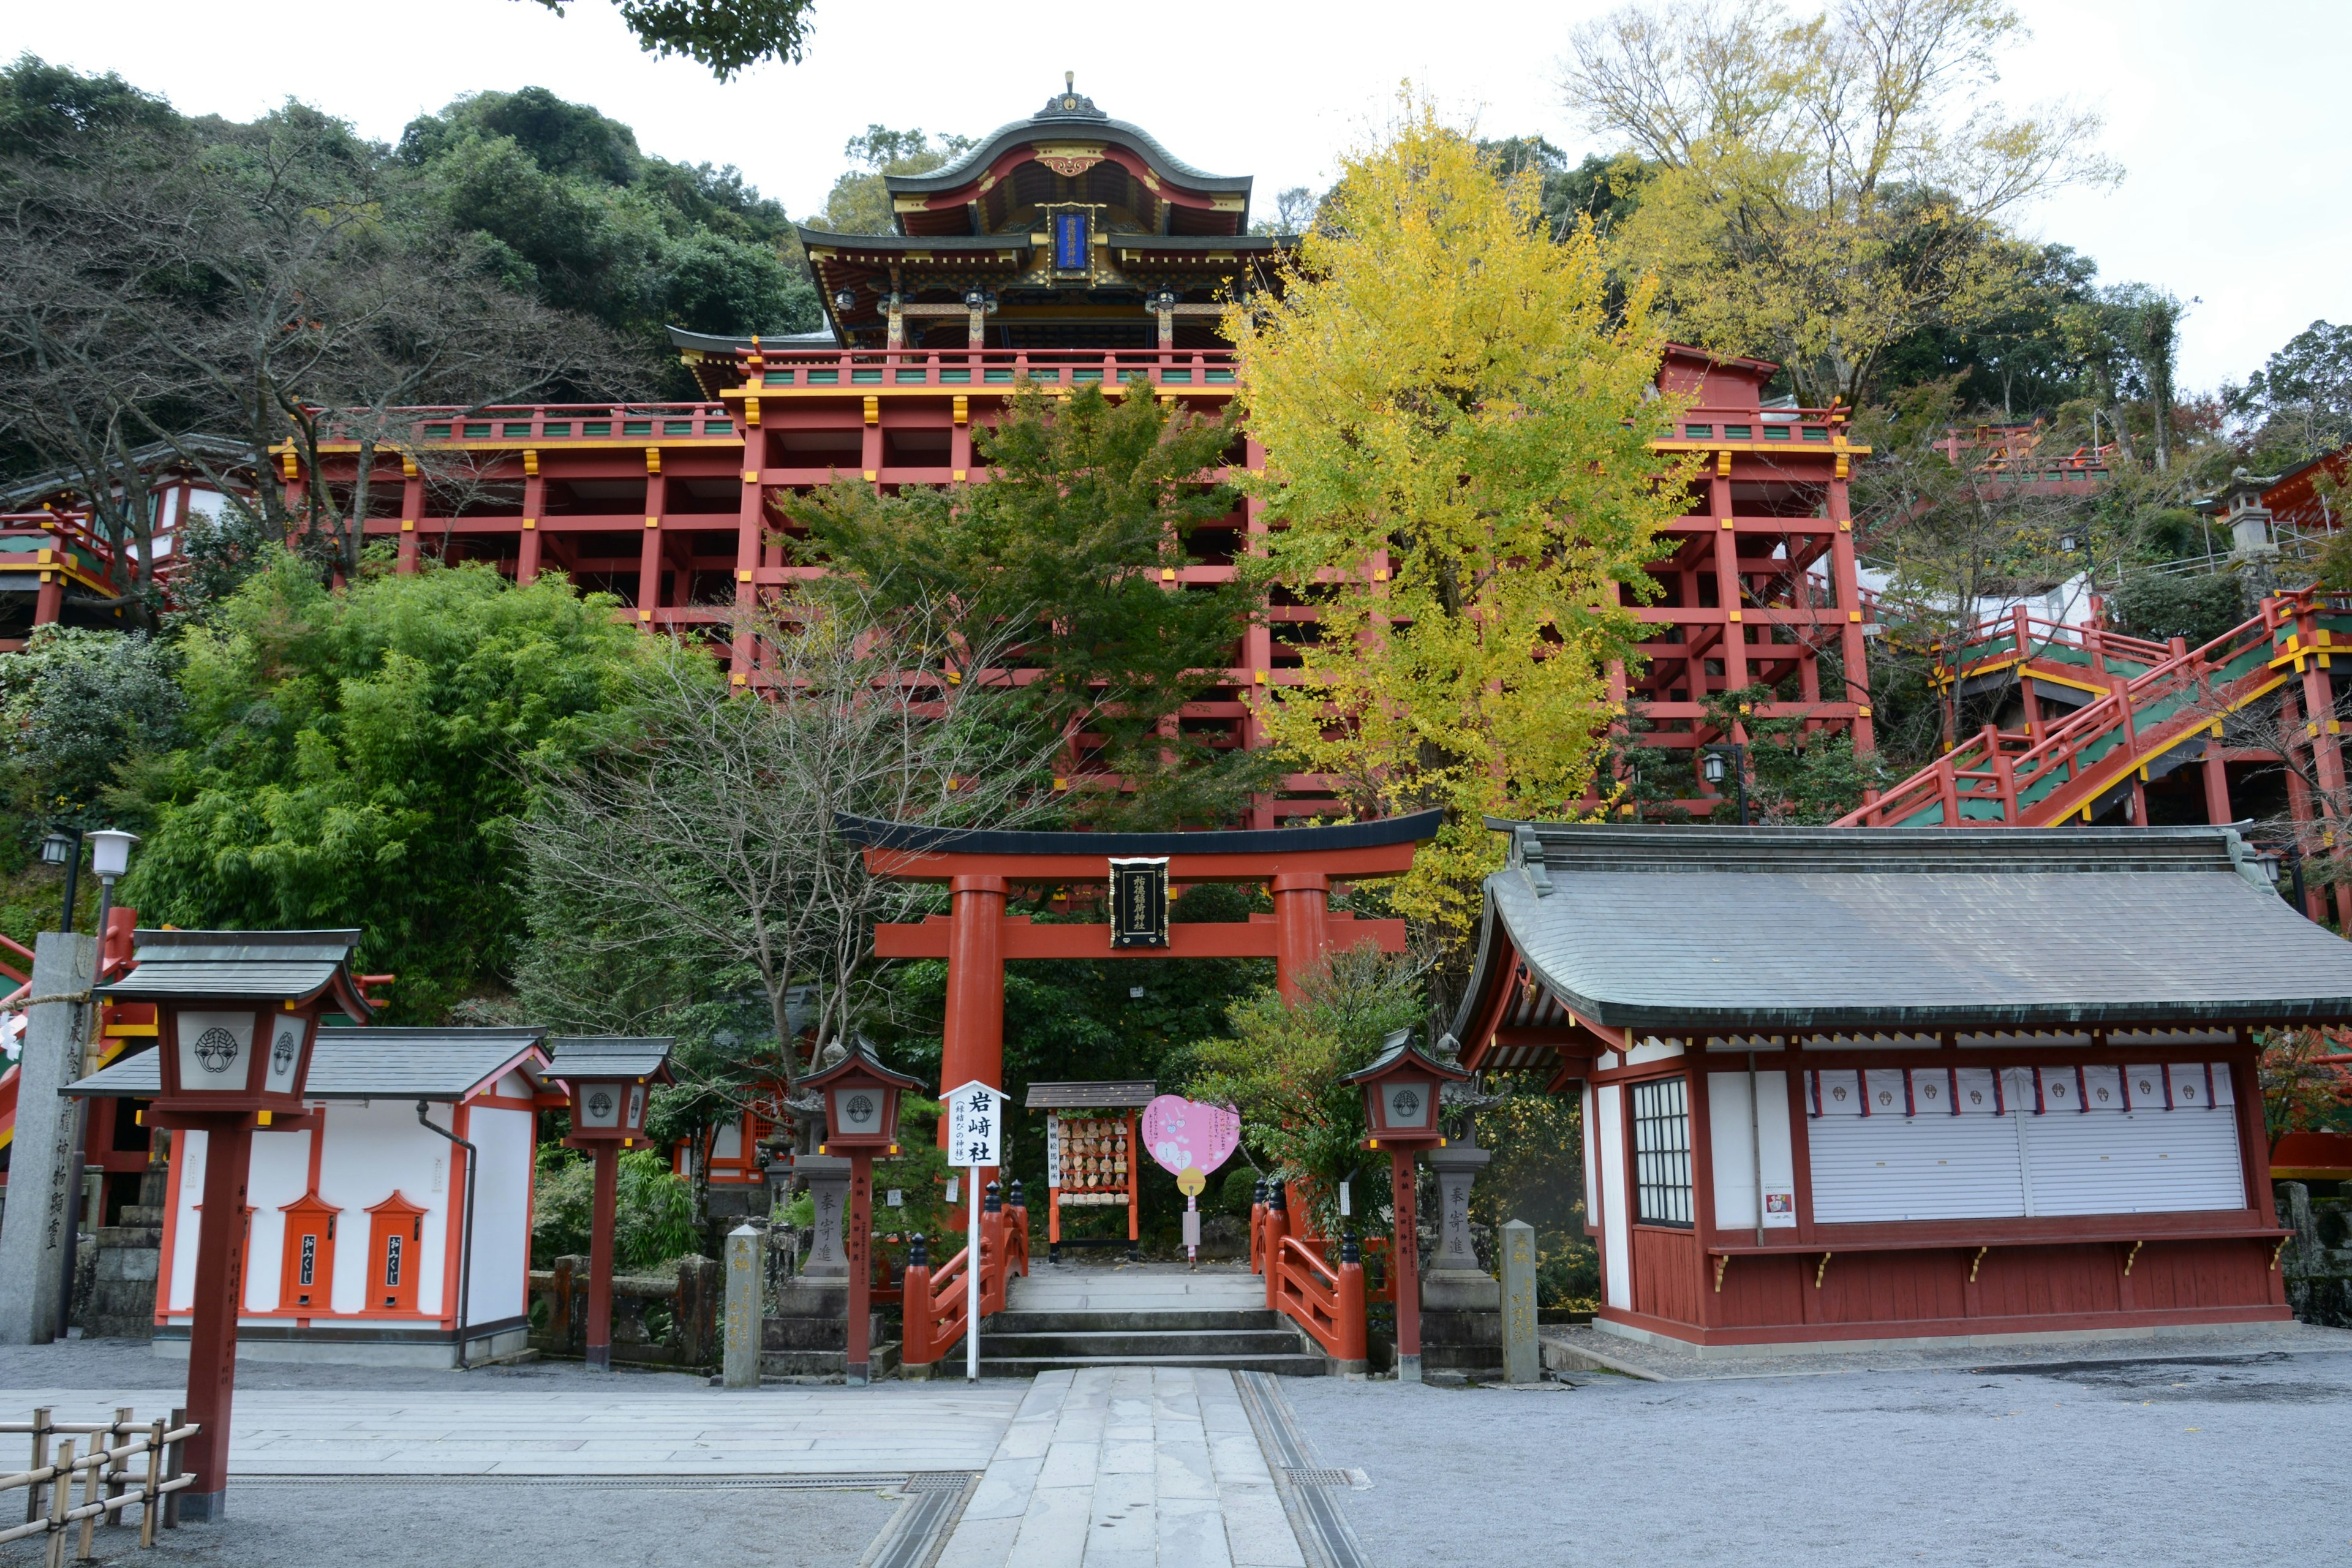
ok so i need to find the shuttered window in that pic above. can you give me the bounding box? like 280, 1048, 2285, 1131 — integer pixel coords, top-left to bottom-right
1631, 1077, 1693, 1227
1807, 1065, 2244, 1223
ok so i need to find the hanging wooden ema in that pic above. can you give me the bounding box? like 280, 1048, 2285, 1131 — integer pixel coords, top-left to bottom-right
1109, 856, 1169, 949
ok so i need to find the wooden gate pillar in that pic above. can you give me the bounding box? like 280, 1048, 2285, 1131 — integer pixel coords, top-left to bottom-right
1272, 871, 1330, 1002
943, 875, 1009, 1099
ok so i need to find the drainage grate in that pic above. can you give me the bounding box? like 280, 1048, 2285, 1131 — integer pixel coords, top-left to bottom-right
900, 1472, 978, 1493
1284, 1468, 1354, 1487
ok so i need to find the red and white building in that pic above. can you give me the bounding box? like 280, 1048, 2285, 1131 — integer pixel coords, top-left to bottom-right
72, 1027, 551, 1366
1452, 823, 2352, 1354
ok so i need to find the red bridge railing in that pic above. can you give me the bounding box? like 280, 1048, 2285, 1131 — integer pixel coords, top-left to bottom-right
1248, 1181, 1368, 1371
899, 1181, 1029, 1378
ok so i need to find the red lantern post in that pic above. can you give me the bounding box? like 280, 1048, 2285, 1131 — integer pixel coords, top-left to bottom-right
94, 929, 372, 1521
546, 1038, 675, 1372
1343, 1028, 1467, 1384
805, 1038, 921, 1387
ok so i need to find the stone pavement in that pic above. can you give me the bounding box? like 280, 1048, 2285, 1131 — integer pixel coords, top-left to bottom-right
938, 1367, 1308, 1568
0, 1381, 1025, 1476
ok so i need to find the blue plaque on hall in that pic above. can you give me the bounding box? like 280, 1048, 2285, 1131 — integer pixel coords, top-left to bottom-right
1055, 211, 1091, 273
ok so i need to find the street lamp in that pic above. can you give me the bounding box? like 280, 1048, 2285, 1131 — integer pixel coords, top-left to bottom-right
40, 829, 81, 933
806, 1036, 920, 1387
546, 1036, 676, 1373
1341, 1027, 1468, 1384
101, 928, 371, 1521
1702, 744, 1749, 826
87, 829, 137, 963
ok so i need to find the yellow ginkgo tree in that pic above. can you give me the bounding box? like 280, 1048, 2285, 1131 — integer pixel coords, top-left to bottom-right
1229, 93, 1695, 937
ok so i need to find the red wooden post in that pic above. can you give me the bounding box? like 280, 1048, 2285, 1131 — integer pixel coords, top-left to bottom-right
585, 1140, 619, 1371
1335, 1239, 1368, 1366
900, 1238, 934, 1377
1272, 871, 1329, 1002
178, 1116, 253, 1521
1390, 1147, 1422, 1380
518, 462, 545, 586
845, 1153, 873, 1384
1262, 1185, 1288, 1312
941, 875, 1007, 1115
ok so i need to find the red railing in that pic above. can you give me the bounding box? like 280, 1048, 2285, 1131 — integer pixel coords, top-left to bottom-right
899, 1182, 1030, 1375
1249, 1182, 1368, 1369
1841, 589, 2331, 829
735, 346, 1238, 393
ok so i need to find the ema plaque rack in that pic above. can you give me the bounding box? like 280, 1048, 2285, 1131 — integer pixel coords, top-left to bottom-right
1027, 1081, 1154, 1262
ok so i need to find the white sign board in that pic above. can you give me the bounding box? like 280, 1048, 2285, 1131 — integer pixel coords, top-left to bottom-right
944, 1082, 1004, 1168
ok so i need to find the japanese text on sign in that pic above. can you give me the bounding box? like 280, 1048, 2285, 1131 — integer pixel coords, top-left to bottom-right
945, 1082, 1003, 1168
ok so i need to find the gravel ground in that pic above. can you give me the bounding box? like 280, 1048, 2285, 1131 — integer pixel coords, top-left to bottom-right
0, 1338, 707, 1393
0, 1480, 901, 1567
1281, 1348, 2352, 1567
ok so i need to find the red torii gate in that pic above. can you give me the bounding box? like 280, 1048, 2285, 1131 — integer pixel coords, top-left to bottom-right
839, 812, 1441, 1099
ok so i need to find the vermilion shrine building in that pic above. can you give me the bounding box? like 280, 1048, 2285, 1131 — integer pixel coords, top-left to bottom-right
1452, 823, 2352, 1352
243, 79, 1872, 824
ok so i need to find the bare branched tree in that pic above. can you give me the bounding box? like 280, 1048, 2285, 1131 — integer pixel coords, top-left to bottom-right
514, 587, 1059, 1131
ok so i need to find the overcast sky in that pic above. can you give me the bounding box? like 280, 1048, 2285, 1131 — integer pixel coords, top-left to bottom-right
13, 0, 2345, 394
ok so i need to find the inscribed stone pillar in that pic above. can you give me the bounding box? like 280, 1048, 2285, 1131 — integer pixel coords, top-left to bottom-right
723, 1223, 763, 1389
1421, 1142, 1498, 1309
0, 933, 96, 1345
1501, 1219, 1539, 1385
796, 1155, 852, 1281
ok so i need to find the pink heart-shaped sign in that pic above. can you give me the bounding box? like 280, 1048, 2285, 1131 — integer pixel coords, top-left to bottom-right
1141, 1095, 1241, 1177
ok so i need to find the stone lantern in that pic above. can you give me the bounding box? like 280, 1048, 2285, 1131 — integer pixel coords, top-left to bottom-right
546, 1037, 675, 1372
102, 928, 372, 1520
805, 1038, 921, 1385
1343, 1028, 1468, 1384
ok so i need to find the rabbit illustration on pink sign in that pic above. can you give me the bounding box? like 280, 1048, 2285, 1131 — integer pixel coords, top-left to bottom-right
1142, 1096, 1240, 1267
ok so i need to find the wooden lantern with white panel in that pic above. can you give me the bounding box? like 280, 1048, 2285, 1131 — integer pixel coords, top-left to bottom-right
549, 1036, 671, 1149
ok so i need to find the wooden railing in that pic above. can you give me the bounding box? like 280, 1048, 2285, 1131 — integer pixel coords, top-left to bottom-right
900, 1182, 1030, 1376
1, 1406, 197, 1557
1248, 1182, 1369, 1370
1841, 589, 2342, 829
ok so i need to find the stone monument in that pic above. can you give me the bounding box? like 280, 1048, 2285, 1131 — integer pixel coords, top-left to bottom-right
1500, 1218, 1539, 1384
723, 1223, 764, 1388
1418, 1136, 1501, 1379
0, 933, 96, 1346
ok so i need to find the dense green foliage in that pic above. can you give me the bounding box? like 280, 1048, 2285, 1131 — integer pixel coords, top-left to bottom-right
0, 627, 184, 831
521, 0, 820, 81
118, 552, 644, 1020
532, 1147, 701, 1268
398, 86, 820, 346
794, 381, 1274, 829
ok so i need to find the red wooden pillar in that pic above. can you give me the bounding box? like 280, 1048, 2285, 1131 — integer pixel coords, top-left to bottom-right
585, 1140, 619, 1371
1262, 1183, 1289, 1312
636, 461, 666, 630
1272, 871, 1329, 1002
733, 439, 762, 684
1709, 462, 1750, 695
845, 1153, 873, 1383
398, 472, 423, 575
1390, 1147, 1422, 1379
33, 559, 63, 627
2202, 741, 2233, 825
518, 464, 545, 586
179, 1115, 254, 1521
942, 875, 1008, 1102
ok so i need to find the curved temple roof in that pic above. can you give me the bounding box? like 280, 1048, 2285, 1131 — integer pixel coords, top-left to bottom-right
887, 77, 1252, 202
1452, 823, 2352, 1037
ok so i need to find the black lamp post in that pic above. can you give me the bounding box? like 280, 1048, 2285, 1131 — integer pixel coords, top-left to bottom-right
1702, 744, 1749, 826
40, 828, 81, 933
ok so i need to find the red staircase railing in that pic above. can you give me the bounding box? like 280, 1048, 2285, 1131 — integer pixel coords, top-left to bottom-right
899, 1181, 1029, 1377
1840, 588, 2346, 829
1248, 1181, 1368, 1370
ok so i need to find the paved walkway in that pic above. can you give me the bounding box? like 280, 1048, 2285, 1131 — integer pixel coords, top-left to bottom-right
0, 1382, 1025, 1476
938, 1368, 1306, 1568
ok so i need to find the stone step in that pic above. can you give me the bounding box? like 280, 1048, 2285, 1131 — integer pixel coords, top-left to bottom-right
985, 1308, 1281, 1334
970, 1351, 1330, 1378
977, 1328, 1308, 1359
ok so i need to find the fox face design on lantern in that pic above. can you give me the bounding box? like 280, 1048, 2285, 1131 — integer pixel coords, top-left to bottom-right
272, 1029, 298, 1074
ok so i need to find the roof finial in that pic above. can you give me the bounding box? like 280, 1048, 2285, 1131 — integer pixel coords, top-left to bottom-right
1066, 70, 1074, 92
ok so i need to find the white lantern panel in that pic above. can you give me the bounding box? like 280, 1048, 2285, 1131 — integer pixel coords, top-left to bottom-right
2126, 1064, 2167, 1109
178, 1009, 257, 1091
627, 1084, 646, 1128
2167, 1063, 2212, 1109
832, 1085, 885, 1138
1953, 1066, 2002, 1115
1382, 1080, 1431, 1129
2081, 1065, 2125, 1112
1863, 1068, 1906, 1117
262, 1017, 306, 1095
578, 1082, 624, 1128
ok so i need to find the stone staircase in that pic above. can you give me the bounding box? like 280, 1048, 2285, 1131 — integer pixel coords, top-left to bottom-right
954, 1262, 1329, 1378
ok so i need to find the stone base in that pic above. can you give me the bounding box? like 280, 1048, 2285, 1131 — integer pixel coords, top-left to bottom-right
1418, 1304, 1502, 1379
153, 1321, 530, 1369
